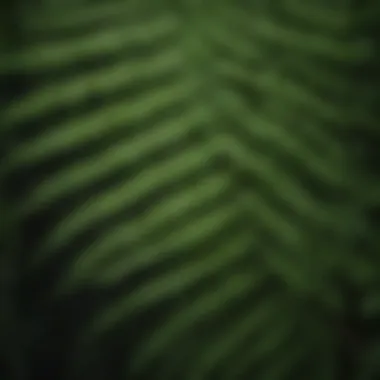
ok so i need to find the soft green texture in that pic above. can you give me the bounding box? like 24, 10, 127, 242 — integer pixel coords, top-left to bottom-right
1, 1, 380, 380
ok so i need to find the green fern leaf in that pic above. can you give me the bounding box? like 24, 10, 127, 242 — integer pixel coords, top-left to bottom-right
1, 1, 379, 380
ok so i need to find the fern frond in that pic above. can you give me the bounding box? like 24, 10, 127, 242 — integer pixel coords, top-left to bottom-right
1, 1, 378, 380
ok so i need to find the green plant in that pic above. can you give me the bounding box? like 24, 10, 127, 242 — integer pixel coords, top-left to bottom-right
1, 1, 380, 380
